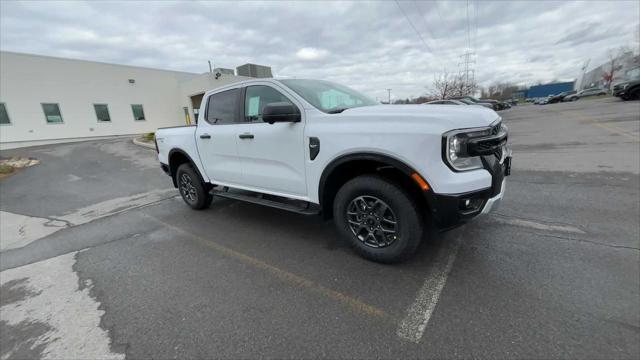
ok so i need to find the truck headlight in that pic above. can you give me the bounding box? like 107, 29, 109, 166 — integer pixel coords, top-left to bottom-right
442, 127, 492, 171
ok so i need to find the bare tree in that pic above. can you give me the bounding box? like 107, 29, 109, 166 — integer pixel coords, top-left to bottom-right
430, 71, 455, 99
430, 71, 477, 99
482, 82, 520, 100
603, 46, 631, 89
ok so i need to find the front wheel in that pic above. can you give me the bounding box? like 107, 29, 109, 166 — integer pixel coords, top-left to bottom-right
333, 175, 424, 263
176, 163, 212, 210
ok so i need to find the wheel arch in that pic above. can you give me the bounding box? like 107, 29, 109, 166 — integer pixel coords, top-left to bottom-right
318, 152, 432, 220
628, 84, 640, 99
168, 148, 208, 188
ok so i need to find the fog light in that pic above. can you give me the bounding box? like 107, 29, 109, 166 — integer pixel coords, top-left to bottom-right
460, 197, 483, 212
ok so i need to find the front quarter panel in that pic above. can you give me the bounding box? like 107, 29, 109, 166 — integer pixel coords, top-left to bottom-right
303, 109, 493, 203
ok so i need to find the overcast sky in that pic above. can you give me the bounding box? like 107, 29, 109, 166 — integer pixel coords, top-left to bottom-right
1, 0, 638, 100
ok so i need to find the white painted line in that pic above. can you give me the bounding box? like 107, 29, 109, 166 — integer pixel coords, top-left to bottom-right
0, 251, 124, 359
396, 234, 462, 343
0, 188, 176, 252
491, 216, 586, 234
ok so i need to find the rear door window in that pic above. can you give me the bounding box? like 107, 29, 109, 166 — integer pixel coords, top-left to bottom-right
206, 89, 239, 125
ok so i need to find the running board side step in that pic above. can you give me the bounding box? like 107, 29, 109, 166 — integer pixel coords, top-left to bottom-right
211, 189, 320, 215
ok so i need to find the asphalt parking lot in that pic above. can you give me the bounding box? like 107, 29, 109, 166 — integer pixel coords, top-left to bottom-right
1, 97, 639, 359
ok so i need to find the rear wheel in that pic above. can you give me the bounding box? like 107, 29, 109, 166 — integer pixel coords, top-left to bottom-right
333, 175, 424, 263
176, 163, 212, 210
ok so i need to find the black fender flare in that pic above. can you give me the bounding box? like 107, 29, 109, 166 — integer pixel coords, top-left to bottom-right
168, 148, 208, 187
318, 152, 429, 209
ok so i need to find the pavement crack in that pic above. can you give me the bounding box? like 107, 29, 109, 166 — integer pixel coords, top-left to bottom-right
491, 213, 586, 232
527, 231, 639, 251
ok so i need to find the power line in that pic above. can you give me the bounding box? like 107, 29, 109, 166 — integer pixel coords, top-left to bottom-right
434, 0, 445, 25
412, 0, 454, 70
466, 0, 471, 50
394, 0, 433, 54
474, 0, 478, 52
412, 0, 438, 46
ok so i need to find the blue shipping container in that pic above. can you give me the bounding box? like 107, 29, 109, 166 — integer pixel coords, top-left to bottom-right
527, 82, 575, 98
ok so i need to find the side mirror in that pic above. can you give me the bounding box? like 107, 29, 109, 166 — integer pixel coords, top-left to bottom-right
262, 102, 300, 124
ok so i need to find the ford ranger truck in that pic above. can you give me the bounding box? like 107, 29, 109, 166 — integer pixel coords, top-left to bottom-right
155, 79, 511, 263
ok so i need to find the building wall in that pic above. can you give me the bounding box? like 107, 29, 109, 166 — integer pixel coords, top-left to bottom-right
580, 52, 640, 90
0, 52, 250, 149
526, 82, 575, 98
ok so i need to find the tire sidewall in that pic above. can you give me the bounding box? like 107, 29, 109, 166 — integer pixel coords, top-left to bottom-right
333, 175, 423, 263
176, 164, 210, 210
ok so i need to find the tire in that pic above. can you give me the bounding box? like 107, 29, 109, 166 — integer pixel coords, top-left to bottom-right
629, 88, 640, 100
333, 175, 424, 263
176, 163, 212, 210
571, 97, 579, 101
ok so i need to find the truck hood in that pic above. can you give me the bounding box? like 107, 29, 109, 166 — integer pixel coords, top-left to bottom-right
336, 104, 500, 129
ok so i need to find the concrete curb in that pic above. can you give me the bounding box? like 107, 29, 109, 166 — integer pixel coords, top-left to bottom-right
132, 138, 156, 150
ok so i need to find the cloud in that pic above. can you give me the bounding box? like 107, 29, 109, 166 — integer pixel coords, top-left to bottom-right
296, 47, 330, 61
555, 22, 619, 46
0, 0, 638, 100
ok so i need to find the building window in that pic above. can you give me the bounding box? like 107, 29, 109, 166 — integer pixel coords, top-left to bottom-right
0, 103, 10, 125
131, 104, 145, 121
94, 104, 111, 122
42, 103, 63, 124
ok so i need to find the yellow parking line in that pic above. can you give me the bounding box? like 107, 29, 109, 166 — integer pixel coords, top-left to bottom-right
589, 121, 640, 142
143, 214, 396, 323
557, 110, 639, 142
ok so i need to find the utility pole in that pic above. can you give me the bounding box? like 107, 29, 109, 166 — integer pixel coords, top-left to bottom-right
208, 60, 213, 73
386, 89, 392, 104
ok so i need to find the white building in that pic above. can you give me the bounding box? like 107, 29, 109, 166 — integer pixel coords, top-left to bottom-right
579, 51, 640, 90
0, 51, 264, 149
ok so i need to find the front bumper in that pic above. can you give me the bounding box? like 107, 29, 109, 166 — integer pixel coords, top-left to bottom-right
428, 150, 511, 229
480, 178, 505, 215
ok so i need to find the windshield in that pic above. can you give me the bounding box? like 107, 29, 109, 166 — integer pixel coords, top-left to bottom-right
278, 79, 378, 113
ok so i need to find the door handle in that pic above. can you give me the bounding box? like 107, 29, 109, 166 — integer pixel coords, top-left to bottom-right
239, 133, 254, 139
200, 134, 211, 139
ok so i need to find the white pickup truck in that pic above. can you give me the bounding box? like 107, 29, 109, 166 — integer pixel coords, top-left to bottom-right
156, 79, 511, 263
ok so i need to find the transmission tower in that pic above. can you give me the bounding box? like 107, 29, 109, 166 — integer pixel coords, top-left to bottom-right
458, 51, 476, 93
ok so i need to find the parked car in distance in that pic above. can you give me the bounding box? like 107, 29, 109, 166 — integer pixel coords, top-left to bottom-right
425, 99, 468, 105
480, 99, 505, 111
613, 79, 640, 100
155, 78, 511, 263
564, 88, 608, 101
450, 96, 496, 110
534, 97, 549, 105
549, 90, 576, 103
455, 98, 492, 108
